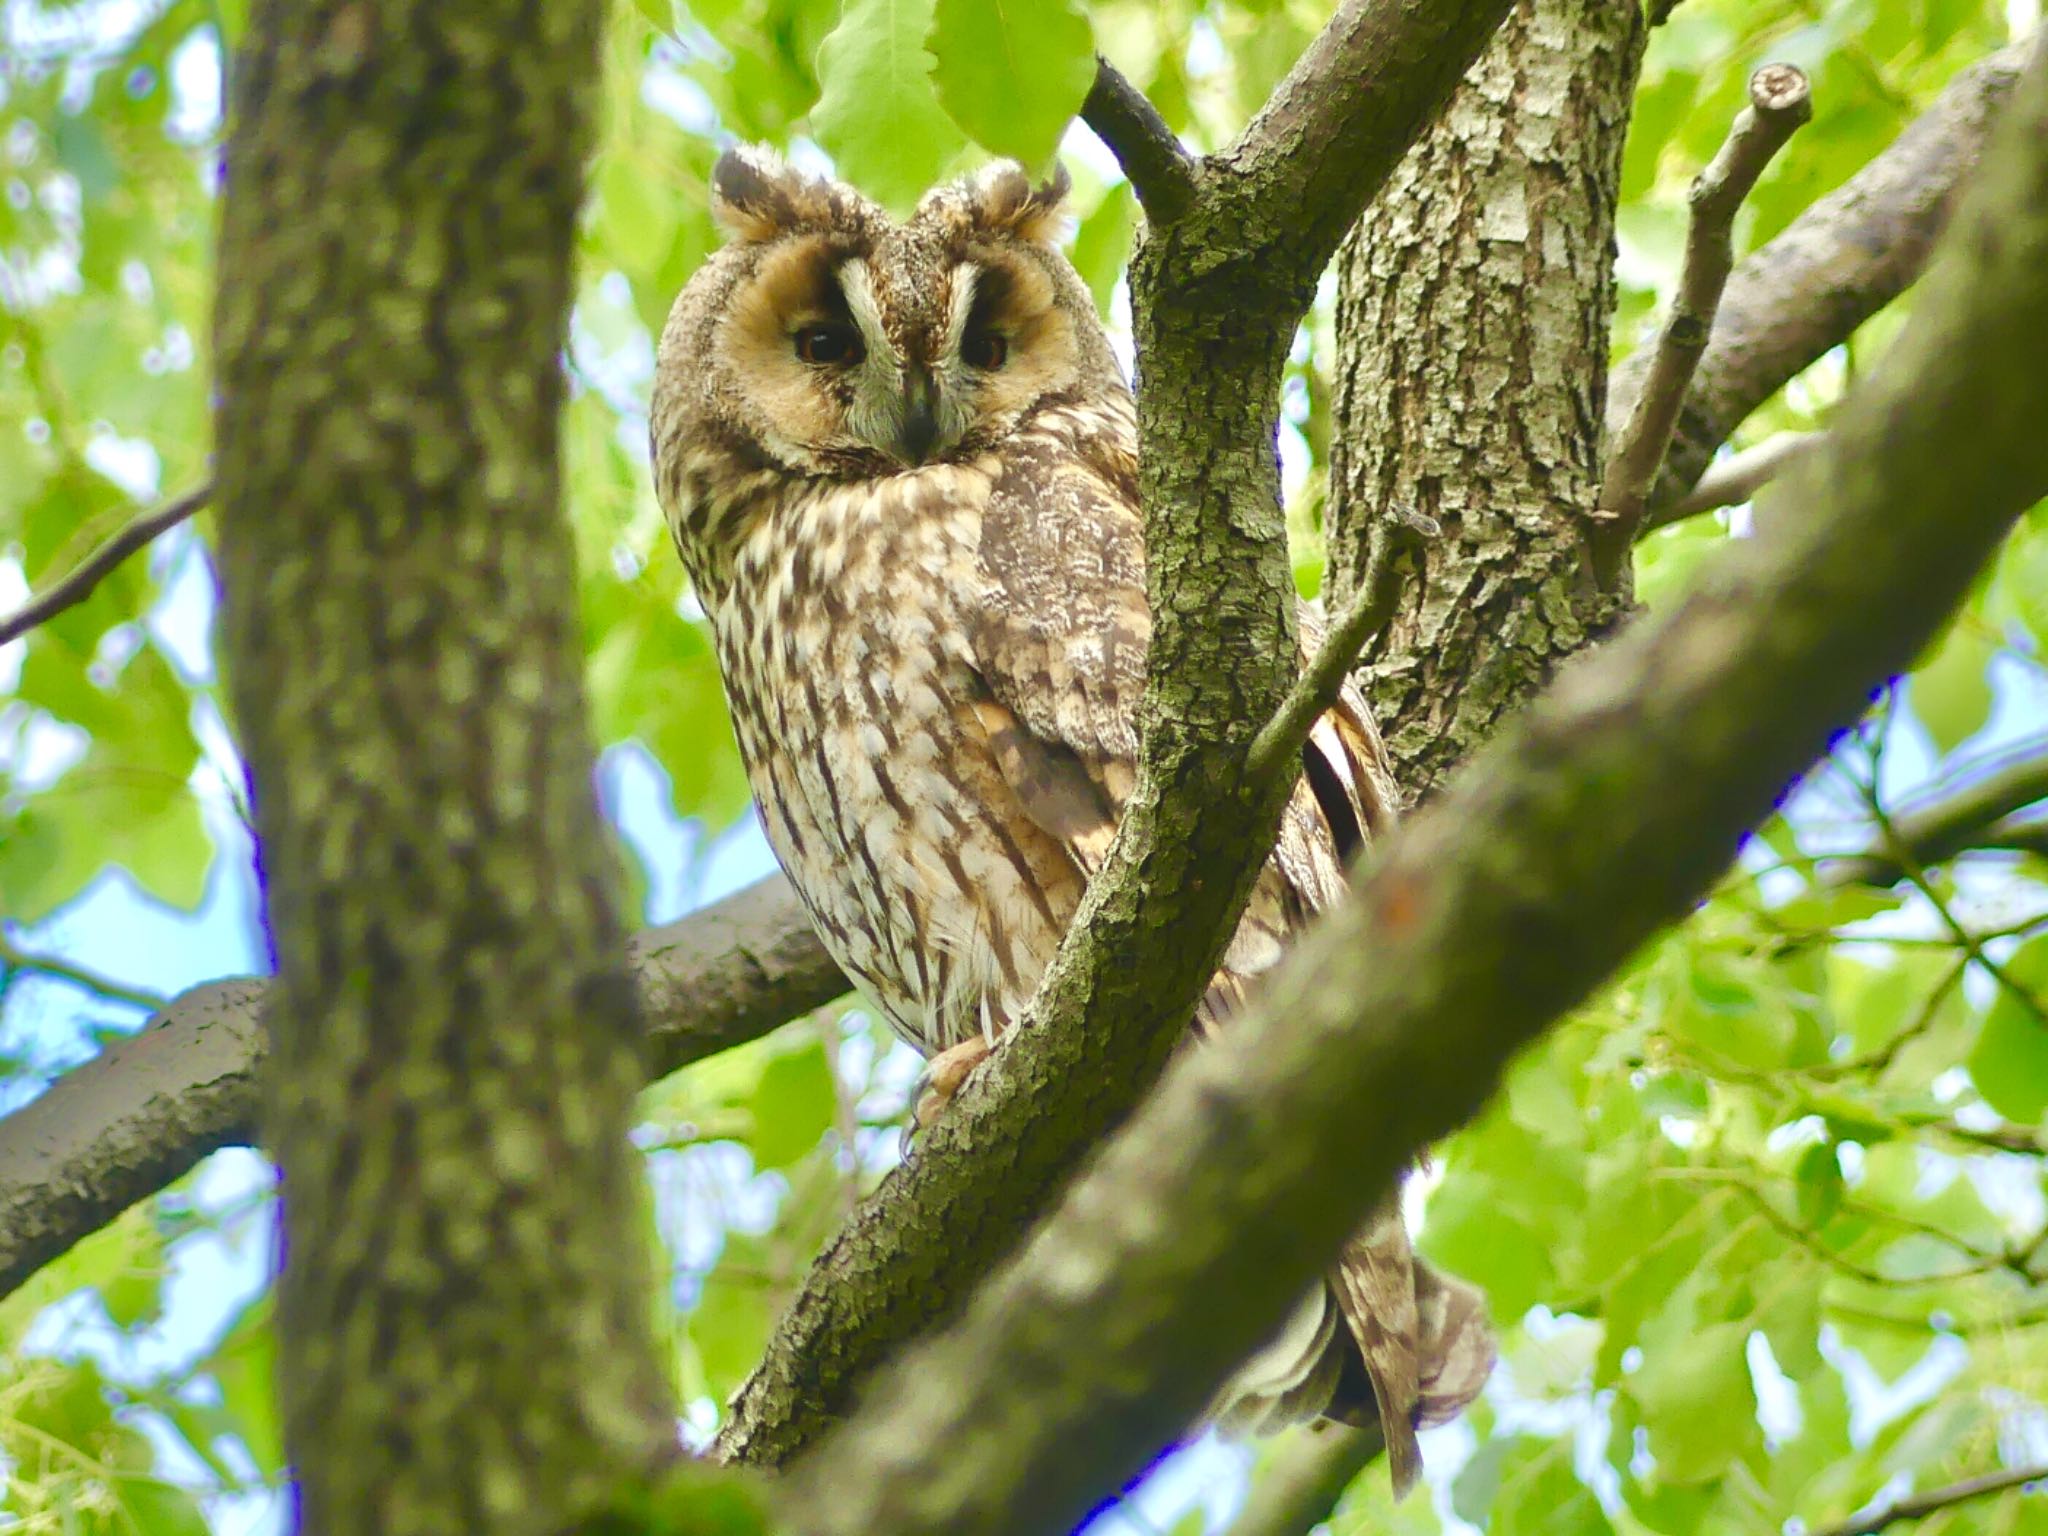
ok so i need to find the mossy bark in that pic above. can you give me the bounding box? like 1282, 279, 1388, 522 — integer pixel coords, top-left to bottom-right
1327, 0, 1647, 799
211, 2, 676, 1530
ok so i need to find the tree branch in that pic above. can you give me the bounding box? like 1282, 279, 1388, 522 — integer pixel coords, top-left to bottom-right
1815, 1461, 2048, 1536
709, 0, 1516, 1470
0, 874, 843, 1302
1828, 741, 2048, 886
1246, 518, 1411, 783
1226, 1424, 1382, 1536
0, 483, 209, 647
1615, 42, 2029, 519
1211, 0, 1520, 298
1596, 64, 1811, 567
778, 43, 2048, 1534
1080, 57, 1198, 222
1654, 430, 1819, 526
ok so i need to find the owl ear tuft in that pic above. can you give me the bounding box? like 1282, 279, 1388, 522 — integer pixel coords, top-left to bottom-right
711, 146, 819, 242
963, 160, 1072, 243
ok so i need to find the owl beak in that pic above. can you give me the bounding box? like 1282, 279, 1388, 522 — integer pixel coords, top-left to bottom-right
897, 370, 941, 466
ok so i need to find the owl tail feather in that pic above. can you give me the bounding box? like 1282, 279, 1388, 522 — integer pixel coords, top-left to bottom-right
1208, 1203, 1494, 1501
1326, 1211, 1495, 1498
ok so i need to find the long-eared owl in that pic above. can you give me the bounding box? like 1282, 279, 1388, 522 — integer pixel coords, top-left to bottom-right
649, 146, 1492, 1492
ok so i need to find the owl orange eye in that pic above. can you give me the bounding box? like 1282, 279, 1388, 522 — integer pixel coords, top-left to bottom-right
794, 323, 863, 366
962, 331, 1007, 371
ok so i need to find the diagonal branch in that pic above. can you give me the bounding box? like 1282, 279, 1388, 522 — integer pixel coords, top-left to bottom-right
1617, 42, 2029, 524
776, 41, 2048, 1535
708, 0, 1517, 1471
1595, 63, 1811, 568
1815, 1461, 2048, 1536
1080, 57, 1198, 222
0, 483, 210, 647
0, 874, 843, 1302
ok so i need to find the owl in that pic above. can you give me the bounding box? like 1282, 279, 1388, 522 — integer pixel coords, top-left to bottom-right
649, 146, 1493, 1492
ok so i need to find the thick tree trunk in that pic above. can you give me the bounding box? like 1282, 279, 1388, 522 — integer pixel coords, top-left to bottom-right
1327, 0, 1646, 798
211, 3, 676, 1531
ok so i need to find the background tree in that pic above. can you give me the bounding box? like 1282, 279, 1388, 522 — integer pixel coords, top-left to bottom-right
1, 2, 2047, 1534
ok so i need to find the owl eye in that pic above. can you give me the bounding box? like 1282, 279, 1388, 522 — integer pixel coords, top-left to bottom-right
962, 330, 1008, 371
794, 323, 864, 366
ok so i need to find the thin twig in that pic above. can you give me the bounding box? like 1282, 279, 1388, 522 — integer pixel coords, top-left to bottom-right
1815, 1462, 2048, 1536
0, 936, 168, 1013
1596, 65, 1812, 569
1648, 431, 1820, 529
1080, 57, 1199, 223
0, 483, 212, 646
1247, 512, 1422, 783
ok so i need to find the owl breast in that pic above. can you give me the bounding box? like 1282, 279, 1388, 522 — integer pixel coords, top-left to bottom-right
708, 461, 1087, 1055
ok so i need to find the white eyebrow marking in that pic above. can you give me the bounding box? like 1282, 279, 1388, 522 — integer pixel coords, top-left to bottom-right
943, 264, 981, 357
836, 258, 899, 369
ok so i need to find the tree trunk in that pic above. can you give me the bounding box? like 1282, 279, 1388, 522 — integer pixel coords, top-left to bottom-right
1327, 0, 1646, 799
211, 3, 676, 1531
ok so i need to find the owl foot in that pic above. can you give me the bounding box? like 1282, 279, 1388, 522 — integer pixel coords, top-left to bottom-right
911, 1035, 995, 1132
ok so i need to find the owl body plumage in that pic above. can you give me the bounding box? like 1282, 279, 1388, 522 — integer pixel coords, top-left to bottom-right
651, 147, 1492, 1491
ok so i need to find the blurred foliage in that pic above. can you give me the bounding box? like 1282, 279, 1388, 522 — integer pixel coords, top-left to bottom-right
2, 0, 2047, 1532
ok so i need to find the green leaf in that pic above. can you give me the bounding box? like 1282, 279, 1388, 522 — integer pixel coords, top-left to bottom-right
113, 1478, 212, 1536
748, 1039, 838, 1170
632, 0, 678, 37
199, 1297, 285, 1477
928, 0, 1095, 172
1794, 1139, 1843, 1229
1968, 937, 2048, 1123
0, 1202, 159, 1350
688, 1266, 773, 1400
1907, 621, 1996, 755
811, 0, 969, 211
1626, 1319, 1756, 1484
1069, 182, 1136, 315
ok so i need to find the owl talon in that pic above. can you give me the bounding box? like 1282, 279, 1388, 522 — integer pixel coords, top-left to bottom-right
911, 1036, 995, 1135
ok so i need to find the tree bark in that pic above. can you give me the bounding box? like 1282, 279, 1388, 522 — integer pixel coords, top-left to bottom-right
212, 2, 676, 1530
1326, 0, 1646, 798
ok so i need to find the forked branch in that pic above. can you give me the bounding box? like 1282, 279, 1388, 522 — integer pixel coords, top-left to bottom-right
1596, 64, 1811, 572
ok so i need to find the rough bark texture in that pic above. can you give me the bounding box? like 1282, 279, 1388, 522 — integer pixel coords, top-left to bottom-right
1617, 41, 2028, 513
211, 2, 675, 1530
1327, 0, 1645, 800
784, 49, 2048, 1532
0, 876, 845, 1304
711, 0, 1519, 1470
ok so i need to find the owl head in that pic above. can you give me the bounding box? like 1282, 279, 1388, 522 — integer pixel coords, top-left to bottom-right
651, 147, 1124, 499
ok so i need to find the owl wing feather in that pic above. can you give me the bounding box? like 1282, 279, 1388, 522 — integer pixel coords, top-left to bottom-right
962, 403, 1487, 1496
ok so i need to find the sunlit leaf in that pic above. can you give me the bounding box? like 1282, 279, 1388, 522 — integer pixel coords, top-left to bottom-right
929, 0, 1095, 172
811, 0, 969, 210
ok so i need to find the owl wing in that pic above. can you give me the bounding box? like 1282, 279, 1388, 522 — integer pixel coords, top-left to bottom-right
965, 406, 1147, 879
966, 402, 1397, 885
